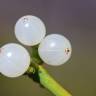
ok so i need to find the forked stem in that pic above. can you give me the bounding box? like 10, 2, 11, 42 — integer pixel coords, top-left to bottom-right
28, 65, 72, 96
29, 46, 72, 96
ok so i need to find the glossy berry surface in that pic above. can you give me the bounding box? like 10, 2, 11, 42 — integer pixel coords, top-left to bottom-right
0, 43, 30, 77
38, 34, 72, 66
15, 15, 46, 46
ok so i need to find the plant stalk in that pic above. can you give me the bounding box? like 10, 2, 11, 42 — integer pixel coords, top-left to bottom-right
29, 46, 72, 96
38, 65, 72, 96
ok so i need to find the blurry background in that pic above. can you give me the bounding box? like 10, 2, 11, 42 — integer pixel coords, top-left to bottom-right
0, 0, 96, 96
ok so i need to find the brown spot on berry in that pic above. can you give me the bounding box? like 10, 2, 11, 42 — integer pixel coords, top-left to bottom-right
23, 18, 28, 22
65, 48, 70, 54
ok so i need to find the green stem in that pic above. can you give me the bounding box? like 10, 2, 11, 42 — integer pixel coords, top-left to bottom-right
29, 46, 72, 96
38, 66, 72, 96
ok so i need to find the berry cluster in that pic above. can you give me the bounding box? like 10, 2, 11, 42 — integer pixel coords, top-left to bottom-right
0, 15, 72, 78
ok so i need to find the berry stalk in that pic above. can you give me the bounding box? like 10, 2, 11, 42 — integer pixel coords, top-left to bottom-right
28, 46, 72, 96
38, 65, 72, 96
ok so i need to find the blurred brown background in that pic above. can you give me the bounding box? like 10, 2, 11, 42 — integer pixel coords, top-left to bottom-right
0, 0, 96, 96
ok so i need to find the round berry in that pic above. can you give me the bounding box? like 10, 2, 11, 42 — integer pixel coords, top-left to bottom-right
15, 15, 46, 46
0, 43, 30, 77
38, 34, 72, 66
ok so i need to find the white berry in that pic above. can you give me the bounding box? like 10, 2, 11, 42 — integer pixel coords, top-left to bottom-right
38, 34, 72, 66
0, 43, 30, 77
15, 15, 46, 46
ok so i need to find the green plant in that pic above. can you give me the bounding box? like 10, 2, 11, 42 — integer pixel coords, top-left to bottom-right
0, 15, 72, 96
